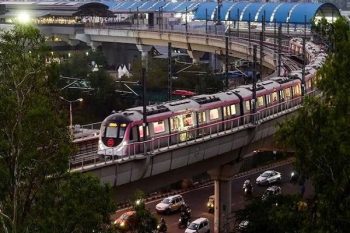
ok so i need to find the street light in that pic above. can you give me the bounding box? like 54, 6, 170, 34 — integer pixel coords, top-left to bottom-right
59, 96, 83, 133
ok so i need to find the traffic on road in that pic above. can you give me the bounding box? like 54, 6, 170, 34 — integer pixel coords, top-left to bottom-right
114, 163, 313, 232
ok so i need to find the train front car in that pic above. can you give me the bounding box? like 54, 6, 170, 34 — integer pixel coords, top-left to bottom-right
98, 113, 131, 157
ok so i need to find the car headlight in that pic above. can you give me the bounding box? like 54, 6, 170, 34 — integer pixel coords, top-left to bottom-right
207, 203, 210, 207
120, 222, 125, 227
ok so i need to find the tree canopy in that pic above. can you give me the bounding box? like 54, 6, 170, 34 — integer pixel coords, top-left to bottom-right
0, 25, 114, 233
276, 17, 350, 232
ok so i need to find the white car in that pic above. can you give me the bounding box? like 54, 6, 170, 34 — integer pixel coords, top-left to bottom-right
261, 186, 282, 201
185, 217, 210, 233
155, 194, 185, 214
256, 170, 282, 185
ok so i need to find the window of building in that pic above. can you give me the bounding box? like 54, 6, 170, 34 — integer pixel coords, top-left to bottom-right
209, 108, 219, 120
153, 121, 165, 134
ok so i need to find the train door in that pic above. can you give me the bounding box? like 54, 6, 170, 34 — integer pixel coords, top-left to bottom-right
170, 113, 194, 143
138, 125, 149, 153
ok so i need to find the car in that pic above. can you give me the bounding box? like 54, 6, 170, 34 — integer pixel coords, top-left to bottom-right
256, 170, 282, 185
238, 220, 249, 230
261, 186, 282, 201
113, 211, 136, 231
155, 194, 185, 214
185, 217, 210, 233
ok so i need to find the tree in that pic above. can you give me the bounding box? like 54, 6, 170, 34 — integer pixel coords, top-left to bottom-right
0, 25, 114, 233
130, 190, 157, 233
277, 17, 350, 232
235, 195, 307, 233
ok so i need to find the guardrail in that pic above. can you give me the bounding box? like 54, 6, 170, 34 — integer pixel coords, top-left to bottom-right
71, 92, 316, 170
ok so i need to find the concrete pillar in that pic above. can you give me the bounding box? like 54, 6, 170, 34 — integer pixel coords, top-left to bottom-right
208, 162, 242, 233
187, 50, 204, 64
136, 44, 152, 70
89, 41, 101, 51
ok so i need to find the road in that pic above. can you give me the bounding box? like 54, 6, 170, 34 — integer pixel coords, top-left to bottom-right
115, 162, 313, 232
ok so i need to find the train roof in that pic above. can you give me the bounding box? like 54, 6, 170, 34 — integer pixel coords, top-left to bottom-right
212, 91, 240, 102
163, 99, 200, 113
232, 87, 253, 100
260, 80, 281, 91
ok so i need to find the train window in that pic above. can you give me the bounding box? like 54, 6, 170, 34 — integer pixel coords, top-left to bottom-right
209, 108, 219, 120
138, 125, 149, 138
171, 117, 180, 131
106, 126, 117, 138
198, 111, 206, 123
245, 101, 251, 111
272, 92, 278, 102
183, 114, 193, 127
223, 107, 229, 117
266, 95, 271, 105
284, 88, 291, 99
279, 90, 285, 100
293, 84, 301, 95
153, 121, 165, 134
257, 96, 264, 107
230, 105, 236, 115
119, 125, 126, 139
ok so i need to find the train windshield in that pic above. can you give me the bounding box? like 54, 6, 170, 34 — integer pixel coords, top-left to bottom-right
104, 123, 127, 139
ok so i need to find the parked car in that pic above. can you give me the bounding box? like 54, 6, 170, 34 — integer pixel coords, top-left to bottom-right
113, 211, 137, 231
155, 194, 185, 214
262, 186, 282, 201
256, 170, 282, 185
185, 217, 210, 233
207, 195, 215, 213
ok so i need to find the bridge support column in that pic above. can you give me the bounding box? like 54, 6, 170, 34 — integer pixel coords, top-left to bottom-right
187, 50, 204, 64
89, 41, 101, 51
209, 162, 242, 233
136, 44, 152, 69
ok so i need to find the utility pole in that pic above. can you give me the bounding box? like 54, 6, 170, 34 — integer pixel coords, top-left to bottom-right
217, 0, 222, 25
225, 36, 229, 90
259, 31, 263, 81
248, 13, 251, 54
278, 24, 282, 76
205, 8, 208, 34
237, 8, 240, 37
168, 42, 172, 101
185, 7, 188, 33
301, 15, 307, 96
252, 45, 257, 119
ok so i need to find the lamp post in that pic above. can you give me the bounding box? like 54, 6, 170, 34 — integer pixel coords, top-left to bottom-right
59, 96, 83, 134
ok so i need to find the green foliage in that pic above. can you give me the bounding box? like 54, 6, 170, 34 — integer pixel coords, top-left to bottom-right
28, 174, 115, 233
57, 50, 126, 122
130, 190, 157, 233
235, 195, 307, 233
276, 18, 350, 232
0, 25, 115, 233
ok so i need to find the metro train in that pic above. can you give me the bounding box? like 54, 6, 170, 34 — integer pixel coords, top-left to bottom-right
98, 38, 326, 157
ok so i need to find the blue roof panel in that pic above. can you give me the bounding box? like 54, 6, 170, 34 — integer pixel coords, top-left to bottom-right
194, 2, 217, 20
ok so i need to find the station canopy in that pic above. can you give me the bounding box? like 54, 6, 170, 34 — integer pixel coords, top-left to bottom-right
101, 0, 200, 13
194, 1, 340, 24
0, 1, 340, 24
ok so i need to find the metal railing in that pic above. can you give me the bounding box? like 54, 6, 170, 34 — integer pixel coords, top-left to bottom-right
70, 93, 315, 171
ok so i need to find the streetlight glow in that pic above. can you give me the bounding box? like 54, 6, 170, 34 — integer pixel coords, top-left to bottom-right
17, 11, 31, 24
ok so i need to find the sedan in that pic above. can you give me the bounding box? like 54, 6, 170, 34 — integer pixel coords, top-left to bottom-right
256, 170, 282, 185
